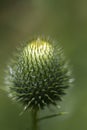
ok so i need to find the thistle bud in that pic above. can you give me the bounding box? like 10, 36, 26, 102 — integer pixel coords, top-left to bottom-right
5, 38, 72, 110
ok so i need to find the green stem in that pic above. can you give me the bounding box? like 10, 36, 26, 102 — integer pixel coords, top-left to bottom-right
32, 109, 38, 130
37, 112, 68, 122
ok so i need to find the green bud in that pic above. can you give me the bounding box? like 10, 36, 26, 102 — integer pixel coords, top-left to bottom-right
5, 38, 72, 110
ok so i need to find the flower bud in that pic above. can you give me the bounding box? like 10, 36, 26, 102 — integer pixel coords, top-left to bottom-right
5, 38, 72, 110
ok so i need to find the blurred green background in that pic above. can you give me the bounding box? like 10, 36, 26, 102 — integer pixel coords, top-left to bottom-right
0, 0, 87, 130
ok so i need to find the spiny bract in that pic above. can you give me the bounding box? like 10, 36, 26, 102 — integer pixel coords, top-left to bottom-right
5, 38, 72, 110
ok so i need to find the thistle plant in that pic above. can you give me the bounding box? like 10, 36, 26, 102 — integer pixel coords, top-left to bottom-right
5, 37, 72, 130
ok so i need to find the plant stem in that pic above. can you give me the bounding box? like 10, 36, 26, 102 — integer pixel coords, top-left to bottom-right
37, 112, 68, 122
32, 109, 38, 130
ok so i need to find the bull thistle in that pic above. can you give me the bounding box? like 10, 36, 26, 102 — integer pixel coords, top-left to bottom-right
5, 37, 73, 130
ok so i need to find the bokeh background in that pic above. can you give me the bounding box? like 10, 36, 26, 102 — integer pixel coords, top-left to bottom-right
0, 0, 87, 130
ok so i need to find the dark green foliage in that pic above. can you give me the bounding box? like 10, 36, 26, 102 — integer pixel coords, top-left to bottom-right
5, 38, 72, 110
